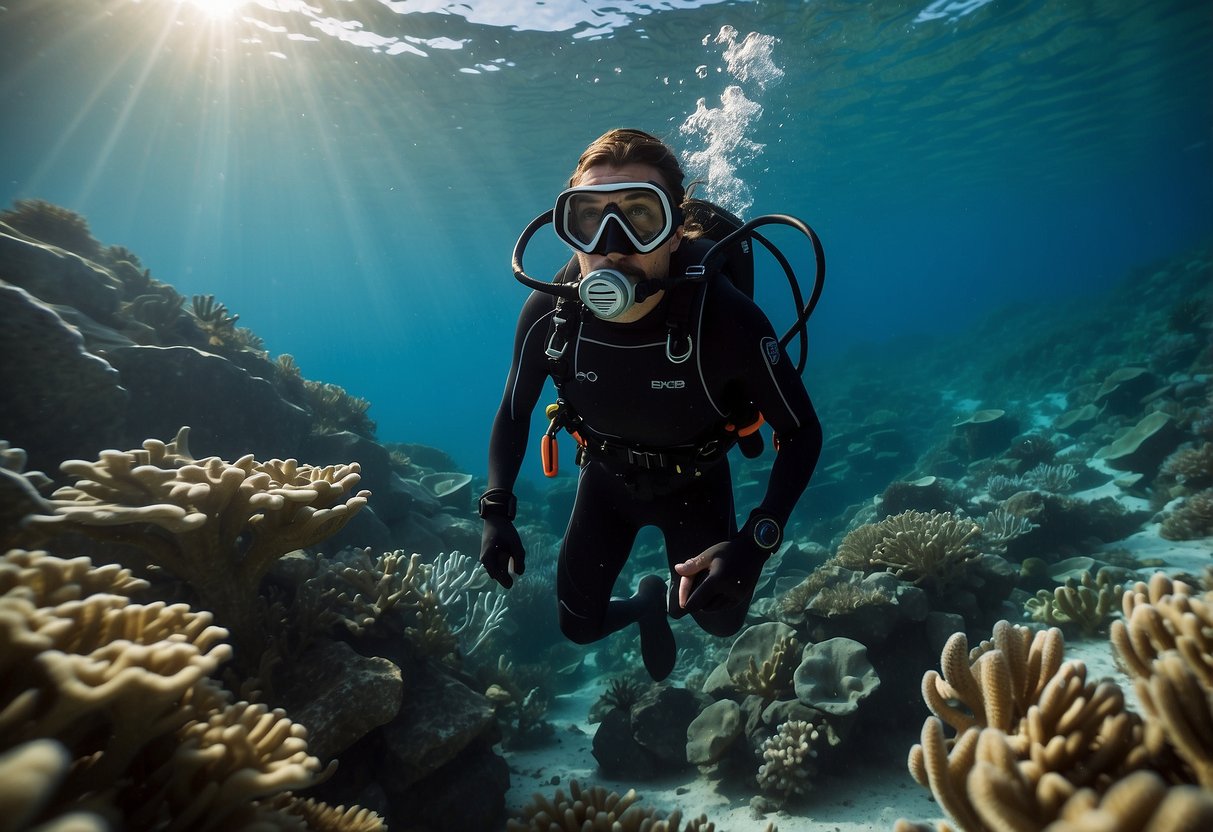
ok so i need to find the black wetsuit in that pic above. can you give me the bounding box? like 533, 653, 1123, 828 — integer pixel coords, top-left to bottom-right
487, 251, 823, 642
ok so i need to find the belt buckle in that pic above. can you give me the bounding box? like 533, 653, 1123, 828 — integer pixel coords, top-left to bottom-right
626, 447, 660, 469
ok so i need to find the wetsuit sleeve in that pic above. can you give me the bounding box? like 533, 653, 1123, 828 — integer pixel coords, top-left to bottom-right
708, 281, 823, 525
486, 290, 557, 497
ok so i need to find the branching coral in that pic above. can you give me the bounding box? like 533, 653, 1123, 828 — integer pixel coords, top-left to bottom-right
0, 548, 384, 830
733, 631, 801, 703
1110, 573, 1213, 786
428, 550, 508, 656
1025, 571, 1124, 637
832, 510, 982, 595
756, 719, 821, 798
22, 427, 370, 666
902, 599, 1213, 832
978, 507, 1037, 554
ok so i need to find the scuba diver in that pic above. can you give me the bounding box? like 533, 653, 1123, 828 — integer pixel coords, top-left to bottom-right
479, 128, 823, 681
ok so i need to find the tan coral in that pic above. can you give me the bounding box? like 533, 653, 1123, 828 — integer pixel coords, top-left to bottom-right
1025, 571, 1124, 637
733, 631, 801, 703
1, 548, 384, 831
1111, 573, 1213, 786
830, 510, 981, 595
904, 620, 1151, 832
24, 427, 370, 662
1043, 770, 1213, 831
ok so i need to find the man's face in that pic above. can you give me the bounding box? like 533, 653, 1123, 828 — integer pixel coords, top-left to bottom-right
571, 162, 683, 323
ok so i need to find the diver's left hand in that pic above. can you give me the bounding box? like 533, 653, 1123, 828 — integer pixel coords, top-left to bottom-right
674, 536, 768, 613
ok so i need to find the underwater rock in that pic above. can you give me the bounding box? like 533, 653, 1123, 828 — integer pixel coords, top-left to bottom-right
686, 699, 742, 765
591, 707, 655, 778
631, 686, 701, 769
106, 345, 310, 461
792, 637, 880, 717
0, 226, 122, 321
953, 409, 1018, 460
1094, 366, 1158, 416
0, 282, 128, 472
380, 663, 498, 789
275, 640, 403, 762
1094, 411, 1183, 477
877, 475, 954, 517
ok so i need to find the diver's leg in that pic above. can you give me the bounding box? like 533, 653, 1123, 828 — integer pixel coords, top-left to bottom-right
661, 461, 750, 637
556, 463, 675, 680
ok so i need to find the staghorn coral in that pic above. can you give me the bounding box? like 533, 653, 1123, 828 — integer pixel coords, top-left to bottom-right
22, 427, 369, 666
1110, 573, 1213, 787
0, 548, 384, 830
902, 604, 1213, 832
832, 510, 982, 595
733, 631, 801, 703
428, 550, 509, 656
1025, 570, 1124, 637
756, 719, 822, 798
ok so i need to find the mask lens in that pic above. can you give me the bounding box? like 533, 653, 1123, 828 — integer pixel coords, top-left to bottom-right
556, 183, 676, 254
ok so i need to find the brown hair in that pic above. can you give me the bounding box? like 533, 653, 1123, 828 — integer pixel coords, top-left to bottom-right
569, 128, 687, 202
569, 128, 702, 238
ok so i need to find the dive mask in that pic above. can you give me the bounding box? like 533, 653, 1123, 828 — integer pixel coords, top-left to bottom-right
554, 180, 683, 255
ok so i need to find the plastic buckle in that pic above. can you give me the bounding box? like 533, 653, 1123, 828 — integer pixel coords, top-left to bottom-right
545, 329, 568, 360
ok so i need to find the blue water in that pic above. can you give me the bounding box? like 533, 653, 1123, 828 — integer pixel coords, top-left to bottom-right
2, 0, 1209, 477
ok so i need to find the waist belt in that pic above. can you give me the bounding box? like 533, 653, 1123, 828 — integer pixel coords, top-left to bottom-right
579, 435, 727, 475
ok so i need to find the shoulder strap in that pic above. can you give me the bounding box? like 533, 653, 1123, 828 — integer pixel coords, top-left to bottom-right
545, 258, 582, 387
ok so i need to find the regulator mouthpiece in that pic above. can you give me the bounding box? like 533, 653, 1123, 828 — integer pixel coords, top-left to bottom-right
578, 269, 635, 319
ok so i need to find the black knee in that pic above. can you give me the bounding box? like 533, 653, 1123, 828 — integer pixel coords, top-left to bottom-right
558, 606, 602, 645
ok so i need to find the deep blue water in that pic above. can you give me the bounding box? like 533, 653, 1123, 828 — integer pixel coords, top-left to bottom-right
2, 0, 1210, 477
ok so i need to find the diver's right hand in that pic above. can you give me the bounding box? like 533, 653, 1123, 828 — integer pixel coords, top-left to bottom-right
480, 516, 525, 589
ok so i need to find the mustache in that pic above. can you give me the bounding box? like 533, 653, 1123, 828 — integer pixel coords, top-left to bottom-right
606, 263, 648, 281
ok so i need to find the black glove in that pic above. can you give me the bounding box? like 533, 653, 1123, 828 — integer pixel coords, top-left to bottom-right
681, 512, 781, 613
480, 517, 525, 589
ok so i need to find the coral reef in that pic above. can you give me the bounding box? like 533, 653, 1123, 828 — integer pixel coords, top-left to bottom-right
1025, 570, 1124, 637
831, 509, 983, 596
899, 585, 1213, 832
20, 427, 370, 666
1110, 572, 1213, 787
756, 719, 822, 798
0, 548, 384, 830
